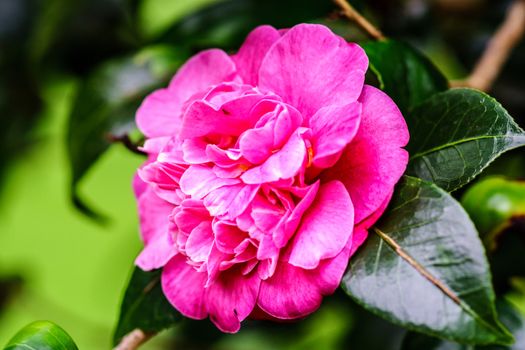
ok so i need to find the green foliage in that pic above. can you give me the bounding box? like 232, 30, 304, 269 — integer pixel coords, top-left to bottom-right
401, 300, 525, 350
113, 267, 181, 345
406, 89, 525, 192
343, 176, 512, 345
362, 40, 448, 114
3, 321, 78, 350
462, 177, 525, 238
66, 46, 188, 220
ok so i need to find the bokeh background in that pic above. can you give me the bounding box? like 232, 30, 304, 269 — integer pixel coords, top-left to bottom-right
1, 0, 524, 349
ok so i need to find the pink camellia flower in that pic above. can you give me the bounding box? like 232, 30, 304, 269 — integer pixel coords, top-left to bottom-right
133, 23, 409, 333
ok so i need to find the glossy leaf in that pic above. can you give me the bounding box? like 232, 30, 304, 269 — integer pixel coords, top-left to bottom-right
3, 321, 78, 350
113, 267, 181, 345
66, 46, 188, 220
362, 39, 448, 114
406, 88, 525, 192
401, 300, 525, 350
343, 176, 512, 345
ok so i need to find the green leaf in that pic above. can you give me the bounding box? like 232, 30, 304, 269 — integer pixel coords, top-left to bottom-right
3, 321, 78, 350
158, 0, 333, 50
461, 176, 525, 238
342, 176, 512, 345
362, 40, 448, 114
113, 267, 181, 345
406, 88, 525, 192
401, 300, 525, 349
66, 46, 188, 220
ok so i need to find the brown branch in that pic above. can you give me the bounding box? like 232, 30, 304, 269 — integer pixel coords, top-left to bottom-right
107, 133, 146, 155
452, 0, 525, 91
333, 0, 385, 40
114, 329, 153, 350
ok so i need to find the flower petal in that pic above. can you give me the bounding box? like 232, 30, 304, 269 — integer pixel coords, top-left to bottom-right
241, 129, 307, 184
161, 255, 208, 320
205, 268, 261, 333
232, 25, 281, 86
310, 102, 361, 169
179, 165, 240, 199
322, 85, 409, 223
288, 181, 354, 269
259, 24, 367, 118
257, 241, 351, 319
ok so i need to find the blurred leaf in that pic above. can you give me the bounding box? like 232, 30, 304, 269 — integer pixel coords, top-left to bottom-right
66, 45, 188, 220
362, 39, 448, 114
462, 177, 525, 239
113, 267, 181, 345
343, 176, 512, 345
401, 300, 525, 350
157, 0, 333, 50
139, 0, 222, 39
3, 321, 78, 350
406, 88, 525, 192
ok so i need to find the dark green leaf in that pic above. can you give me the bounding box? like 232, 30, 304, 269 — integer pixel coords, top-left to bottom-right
113, 266, 181, 345
406, 88, 525, 192
66, 46, 188, 220
401, 300, 525, 350
158, 0, 333, 50
343, 176, 512, 345
362, 40, 448, 114
3, 321, 78, 350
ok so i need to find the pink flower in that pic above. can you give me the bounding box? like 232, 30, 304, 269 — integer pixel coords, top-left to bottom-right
133, 24, 409, 333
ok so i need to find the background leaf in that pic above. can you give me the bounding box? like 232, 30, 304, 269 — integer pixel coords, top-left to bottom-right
113, 266, 181, 345
66, 45, 188, 220
343, 176, 512, 345
406, 88, 525, 192
362, 39, 448, 114
3, 321, 78, 350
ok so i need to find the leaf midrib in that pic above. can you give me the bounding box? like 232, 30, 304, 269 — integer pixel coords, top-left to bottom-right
409, 134, 525, 161
372, 227, 507, 340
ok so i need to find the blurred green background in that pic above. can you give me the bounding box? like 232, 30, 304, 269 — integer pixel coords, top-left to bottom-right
1, 0, 524, 349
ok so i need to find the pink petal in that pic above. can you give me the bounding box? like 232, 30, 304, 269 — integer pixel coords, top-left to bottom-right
136, 89, 182, 138
310, 102, 362, 168
239, 103, 302, 164
205, 268, 261, 333
257, 241, 351, 319
204, 184, 259, 218
322, 85, 409, 223
168, 49, 239, 107
179, 94, 266, 139
349, 191, 393, 257
232, 25, 281, 85
259, 24, 368, 118
161, 255, 208, 319
182, 138, 209, 164
179, 165, 240, 199
241, 128, 307, 184
186, 222, 214, 263
288, 181, 354, 269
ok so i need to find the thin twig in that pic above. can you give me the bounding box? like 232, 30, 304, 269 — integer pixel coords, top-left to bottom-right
107, 133, 146, 155
333, 0, 385, 40
114, 329, 153, 350
452, 0, 525, 91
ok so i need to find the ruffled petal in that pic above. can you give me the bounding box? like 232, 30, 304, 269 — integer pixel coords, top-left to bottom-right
257, 240, 351, 319
322, 85, 409, 223
310, 102, 361, 169
161, 255, 208, 319
288, 181, 354, 269
232, 25, 281, 85
259, 24, 368, 118
205, 268, 261, 333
